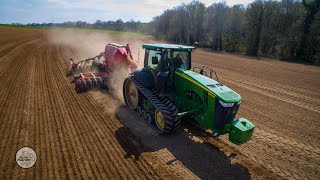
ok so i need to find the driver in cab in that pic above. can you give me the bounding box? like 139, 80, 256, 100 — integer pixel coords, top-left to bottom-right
172, 53, 183, 69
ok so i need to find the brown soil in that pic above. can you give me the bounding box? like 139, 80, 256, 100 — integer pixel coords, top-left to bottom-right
0, 26, 319, 179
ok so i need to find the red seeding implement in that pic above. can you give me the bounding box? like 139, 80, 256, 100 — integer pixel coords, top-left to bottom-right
67, 43, 138, 93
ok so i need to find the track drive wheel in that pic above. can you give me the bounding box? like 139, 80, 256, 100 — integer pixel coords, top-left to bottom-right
154, 105, 180, 133
123, 77, 141, 110
155, 109, 165, 131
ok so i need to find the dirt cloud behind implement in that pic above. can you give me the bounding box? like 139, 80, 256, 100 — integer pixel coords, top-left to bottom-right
47, 28, 155, 99
47, 28, 153, 67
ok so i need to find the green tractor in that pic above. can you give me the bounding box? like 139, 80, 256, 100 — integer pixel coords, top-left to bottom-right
123, 44, 254, 145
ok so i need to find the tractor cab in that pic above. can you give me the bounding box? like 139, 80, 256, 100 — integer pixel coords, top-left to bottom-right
142, 44, 195, 72
141, 44, 195, 93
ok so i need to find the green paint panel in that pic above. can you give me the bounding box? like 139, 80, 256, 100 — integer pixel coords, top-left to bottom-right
177, 69, 241, 102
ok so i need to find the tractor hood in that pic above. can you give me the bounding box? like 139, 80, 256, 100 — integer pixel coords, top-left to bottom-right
175, 68, 241, 103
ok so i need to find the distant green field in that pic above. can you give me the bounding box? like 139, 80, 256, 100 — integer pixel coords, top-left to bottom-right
0, 24, 146, 36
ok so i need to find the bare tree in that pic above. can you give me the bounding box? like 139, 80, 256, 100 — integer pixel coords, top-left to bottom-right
245, 0, 265, 56
225, 4, 245, 52
206, 2, 230, 51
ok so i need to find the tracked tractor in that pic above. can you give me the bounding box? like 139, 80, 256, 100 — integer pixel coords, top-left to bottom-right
123, 44, 255, 145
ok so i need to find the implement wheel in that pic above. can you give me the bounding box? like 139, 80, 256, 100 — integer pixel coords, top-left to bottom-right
123, 77, 141, 110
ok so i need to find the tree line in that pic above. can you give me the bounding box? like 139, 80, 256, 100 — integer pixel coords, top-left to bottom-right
11, 19, 148, 33
9, 0, 319, 63
147, 0, 320, 64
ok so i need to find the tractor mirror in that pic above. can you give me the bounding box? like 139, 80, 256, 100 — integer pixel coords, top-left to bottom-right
152, 56, 158, 64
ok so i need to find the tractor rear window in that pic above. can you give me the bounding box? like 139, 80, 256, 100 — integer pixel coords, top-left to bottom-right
146, 49, 161, 70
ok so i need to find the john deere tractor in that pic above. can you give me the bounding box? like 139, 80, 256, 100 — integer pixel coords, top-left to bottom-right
123, 44, 254, 145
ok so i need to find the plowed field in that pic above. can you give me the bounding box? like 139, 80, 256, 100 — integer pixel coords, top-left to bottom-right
0, 26, 319, 179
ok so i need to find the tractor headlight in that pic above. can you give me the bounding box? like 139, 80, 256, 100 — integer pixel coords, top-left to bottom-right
219, 100, 234, 108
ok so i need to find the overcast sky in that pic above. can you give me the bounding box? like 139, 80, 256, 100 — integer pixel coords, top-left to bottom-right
0, 0, 255, 24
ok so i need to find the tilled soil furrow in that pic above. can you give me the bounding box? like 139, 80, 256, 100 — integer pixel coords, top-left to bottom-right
59, 46, 162, 179
34, 44, 74, 179
28, 48, 39, 180
0, 36, 38, 59
62, 44, 156, 178
54, 47, 124, 179
62, 45, 152, 177
37, 46, 50, 179
42, 46, 86, 180
0, 38, 42, 77
253, 128, 320, 159
20, 44, 40, 179
220, 70, 320, 105
0, 41, 36, 98
0, 48, 28, 145
33, 46, 46, 179
224, 135, 314, 180
55, 48, 121, 179
1, 42, 41, 179
1, 26, 319, 180
0, 41, 36, 170
41, 46, 63, 179
56, 50, 141, 179
193, 57, 320, 97
46, 46, 101, 179
44, 82, 76, 180
224, 78, 320, 113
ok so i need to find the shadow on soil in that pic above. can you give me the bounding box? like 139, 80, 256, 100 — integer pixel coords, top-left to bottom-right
114, 105, 251, 179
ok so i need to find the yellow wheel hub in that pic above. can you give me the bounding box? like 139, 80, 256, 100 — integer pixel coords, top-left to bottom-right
155, 109, 165, 130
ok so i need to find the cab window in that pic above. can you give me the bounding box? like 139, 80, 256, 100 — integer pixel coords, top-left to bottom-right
171, 51, 191, 70
145, 49, 161, 70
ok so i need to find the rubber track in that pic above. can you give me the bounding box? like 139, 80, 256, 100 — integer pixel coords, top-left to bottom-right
129, 76, 180, 133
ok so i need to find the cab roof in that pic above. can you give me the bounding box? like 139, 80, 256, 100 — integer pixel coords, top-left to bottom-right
142, 44, 195, 51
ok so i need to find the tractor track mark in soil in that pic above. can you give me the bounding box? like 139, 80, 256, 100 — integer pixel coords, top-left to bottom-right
88, 92, 192, 179
94, 92, 201, 179
254, 128, 320, 159
194, 130, 308, 180
150, 148, 199, 179
224, 79, 320, 113
220, 70, 320, 105
193, 57, 320, 97
179, 122, 281, 179
240, 134, 317, 180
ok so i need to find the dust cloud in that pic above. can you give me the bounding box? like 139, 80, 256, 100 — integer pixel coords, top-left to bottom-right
46, 28, 154, 101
